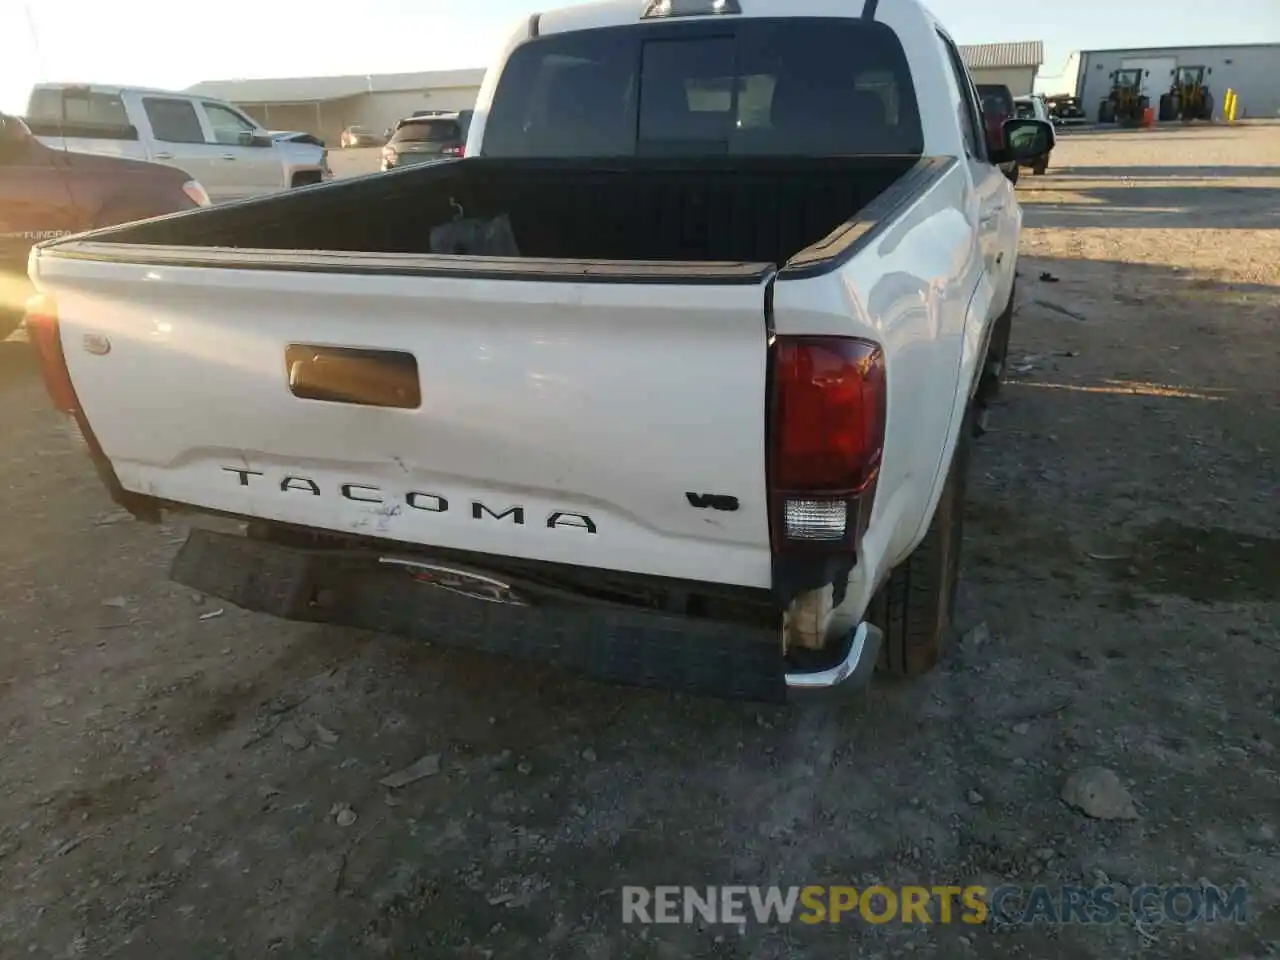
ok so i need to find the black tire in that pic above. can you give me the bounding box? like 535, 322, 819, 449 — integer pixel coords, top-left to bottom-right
979, 283, 1015, 401
1158, 93, 1174, 122
1201, 94, 1214, 121
870, 408, 972, 678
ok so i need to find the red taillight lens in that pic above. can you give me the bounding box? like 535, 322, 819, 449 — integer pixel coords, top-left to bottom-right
24, 293, 80, 413
769, 336, 885, 549
443, 145, 464, 157
772, 337, 885, 491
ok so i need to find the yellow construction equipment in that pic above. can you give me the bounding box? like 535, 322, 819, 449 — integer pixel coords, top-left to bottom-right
1159, 66, 1214, 122
1098, 68, 1149, 126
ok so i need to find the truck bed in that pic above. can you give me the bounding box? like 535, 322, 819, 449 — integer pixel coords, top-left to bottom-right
80, 155, 924, 269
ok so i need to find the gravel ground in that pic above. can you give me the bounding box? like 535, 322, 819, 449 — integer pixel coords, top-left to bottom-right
1, 122, 1277, 959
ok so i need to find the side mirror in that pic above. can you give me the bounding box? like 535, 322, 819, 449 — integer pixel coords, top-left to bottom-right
993, 118, 1053, 165
238, 131, 274, 148
1207, 67, 1213, 74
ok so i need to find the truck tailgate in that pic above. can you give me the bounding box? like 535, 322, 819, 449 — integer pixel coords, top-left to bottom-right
37, 250, 775, 587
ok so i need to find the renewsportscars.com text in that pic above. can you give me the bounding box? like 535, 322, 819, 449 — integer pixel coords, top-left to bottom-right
621, 884, 1249, 926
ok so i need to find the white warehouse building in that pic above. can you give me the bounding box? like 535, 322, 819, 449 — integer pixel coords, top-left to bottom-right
959, 41, 1045, 97
1076, 44, 1280, 120
186, 69, 486, 146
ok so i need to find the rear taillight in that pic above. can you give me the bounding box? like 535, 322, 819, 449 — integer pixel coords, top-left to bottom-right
768, 336, 885, 551
443, 145, 464, 157
181, 179, 212, 207
24, 293, 79, 413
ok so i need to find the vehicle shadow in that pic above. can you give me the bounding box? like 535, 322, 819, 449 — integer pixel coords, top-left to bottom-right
1055, 123, 1229, 139
1019, 181, 1280, 229
1052, 164, 1280, 179
983, 251, 1279, 593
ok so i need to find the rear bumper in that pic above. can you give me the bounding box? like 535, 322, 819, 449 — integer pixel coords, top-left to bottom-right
170, 528, 878, 703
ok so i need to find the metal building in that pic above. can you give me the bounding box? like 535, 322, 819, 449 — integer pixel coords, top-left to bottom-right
186, 69, 486, 145
1076, 44, 1280, 121
959, 41, 1046, 96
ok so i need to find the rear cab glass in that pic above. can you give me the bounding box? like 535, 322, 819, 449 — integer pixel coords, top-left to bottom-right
481, 18, 923, 158
27, 88, 131, 132
392, 119, 462, 143
976, 85, 1014, 118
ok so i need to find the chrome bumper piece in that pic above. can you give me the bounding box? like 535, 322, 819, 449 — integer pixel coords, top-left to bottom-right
784, 621, 882, 692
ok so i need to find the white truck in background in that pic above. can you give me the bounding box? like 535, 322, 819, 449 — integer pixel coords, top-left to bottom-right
26, 0, 1051, 703
25, 84, 331, 203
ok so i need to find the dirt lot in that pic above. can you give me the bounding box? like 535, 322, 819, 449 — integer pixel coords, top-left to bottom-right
327, 146, 382, 180
1, 123, 1278, 959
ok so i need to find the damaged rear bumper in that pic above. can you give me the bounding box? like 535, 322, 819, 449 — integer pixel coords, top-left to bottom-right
171, 528, 878, 703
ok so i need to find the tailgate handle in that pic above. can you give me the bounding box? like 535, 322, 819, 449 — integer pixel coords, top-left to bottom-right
285, 344, 421, 409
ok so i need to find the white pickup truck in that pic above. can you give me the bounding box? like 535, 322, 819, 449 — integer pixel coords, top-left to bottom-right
25, 84, 330, 203
25, 0, 1050, 702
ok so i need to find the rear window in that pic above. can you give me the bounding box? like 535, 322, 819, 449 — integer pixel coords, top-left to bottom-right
392, 119, 461, 143
27, 88, 129, 127
482, 18, 923, 158
977, 86, 1014, 116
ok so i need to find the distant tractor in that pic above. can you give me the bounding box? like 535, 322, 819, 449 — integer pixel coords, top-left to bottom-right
1159, 66, 1214, 122
1098, 68, 1149, 126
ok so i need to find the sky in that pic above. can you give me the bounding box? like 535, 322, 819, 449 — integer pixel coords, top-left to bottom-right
1, 0, 1277, 114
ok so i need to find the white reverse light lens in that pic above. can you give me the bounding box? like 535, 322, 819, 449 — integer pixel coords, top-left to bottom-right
784, 499, 847, 541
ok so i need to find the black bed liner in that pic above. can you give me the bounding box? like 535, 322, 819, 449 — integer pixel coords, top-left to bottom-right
54, 155, 956, 283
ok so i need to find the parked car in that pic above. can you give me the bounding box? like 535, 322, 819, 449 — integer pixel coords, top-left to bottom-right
976, 83, 1018, 184
25, 83, 330, 203
1044, 94, 1088, 126
411, 108, 474, 131
1013, 95, 1055, 174
1, 112, 207, 340
270, 130, 325, 148
26, 0, 1049, 703
380, 113, 467, 171
340, 125, 384, 148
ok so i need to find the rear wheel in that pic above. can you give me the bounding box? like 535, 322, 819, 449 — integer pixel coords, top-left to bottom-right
1201, 94, 1214, 121
869, 408, 972, 678
979, 283, 1015, 400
